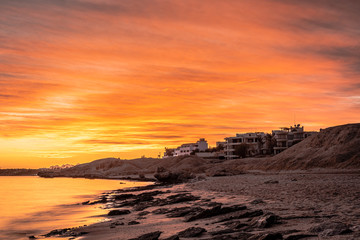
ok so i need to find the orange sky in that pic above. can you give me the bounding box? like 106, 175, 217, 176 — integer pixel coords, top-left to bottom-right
0, 0, 359, 168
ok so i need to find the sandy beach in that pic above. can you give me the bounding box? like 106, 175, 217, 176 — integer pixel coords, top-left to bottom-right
39, 170, 360, 240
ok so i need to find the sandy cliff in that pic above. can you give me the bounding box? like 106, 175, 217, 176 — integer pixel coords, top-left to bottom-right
264, 123, 360, 170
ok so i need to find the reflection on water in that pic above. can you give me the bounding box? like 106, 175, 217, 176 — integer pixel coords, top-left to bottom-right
0, 176, 151, 240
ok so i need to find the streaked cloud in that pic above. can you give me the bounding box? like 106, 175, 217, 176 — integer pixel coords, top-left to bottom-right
0, 0, 359, 167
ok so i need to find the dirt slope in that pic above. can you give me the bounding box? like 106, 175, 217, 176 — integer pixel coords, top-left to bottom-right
57, 155, 211, 177
264, 123, 360, 170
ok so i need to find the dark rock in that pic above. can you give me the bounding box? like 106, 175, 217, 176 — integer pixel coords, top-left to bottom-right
137, 191, 165, 198
206, 201, 223, 207
110, 221, 124, 228
128, 231, 162, 240
108, 209, 131, 216
178, 227, 206, 238
210, 220, 249, 236
223, 221, 248, 230
185, 204, 247, 222
251, 212, 281, 228
206, 232, 253, 240
166, 207, 203, 218
138, 211, 150, 216
28, 236, 36, 239
218, 209, 264, 222
42, 228, 89, 238
209, 228, 237, 235
134, 203, 152, 211
162, 235, 180, 240
206, 236, 239, 240
114, 184, 161, 194
220, 205, 247, 213
264, 180, 279, 184
280, 230, 300, 235
152, 208, 170, 214
44, 228, 71, 237
164, 193, 200, 205
128, 220, 140, 225
114, 193, 136, 200
130, 194, 154, 204
116, 191, 166, 208
114, 191, 177, 211
250, 199, 265, 205
87, 195, 108, 205
185, 205, 221, 222
309, 222, 352, 236
285, 234, 318, 240
260, 233, 283, 240
250, 232, 283, 240
115, 192, 198, 211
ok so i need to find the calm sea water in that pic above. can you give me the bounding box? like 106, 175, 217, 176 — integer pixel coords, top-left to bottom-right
0, 176, 151, 240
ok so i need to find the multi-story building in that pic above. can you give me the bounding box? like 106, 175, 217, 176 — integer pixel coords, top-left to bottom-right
273, 124, 317, 154
223, 132, 266, 159
164, 138, 208, 157
164, 125, 317, 159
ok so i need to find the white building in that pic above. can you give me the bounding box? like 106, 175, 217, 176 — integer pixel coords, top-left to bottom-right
167, 138, 209, 157
273, 124, 317, 154
223, 132, 266, 159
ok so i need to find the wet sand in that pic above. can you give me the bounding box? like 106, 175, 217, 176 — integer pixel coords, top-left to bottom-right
41, 171, 360, 240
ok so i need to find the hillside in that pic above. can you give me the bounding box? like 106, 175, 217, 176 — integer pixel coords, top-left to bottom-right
38, 123, 360, 179
263, 123, 360, 170
42, 155, 213, 179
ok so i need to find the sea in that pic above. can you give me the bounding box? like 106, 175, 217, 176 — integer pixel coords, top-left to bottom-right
0, 176, 151, 240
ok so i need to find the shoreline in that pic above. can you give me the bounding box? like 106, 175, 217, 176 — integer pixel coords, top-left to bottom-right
38, 170, 360, 240
37, 172, 157, 182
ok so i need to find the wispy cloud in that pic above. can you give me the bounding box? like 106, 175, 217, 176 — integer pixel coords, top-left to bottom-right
0, 0, 359, 167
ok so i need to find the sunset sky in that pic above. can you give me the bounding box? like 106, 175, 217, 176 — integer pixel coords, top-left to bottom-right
1, 0, 359, 168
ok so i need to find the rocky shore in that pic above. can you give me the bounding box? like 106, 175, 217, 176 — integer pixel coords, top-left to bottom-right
36, 170, 360, 240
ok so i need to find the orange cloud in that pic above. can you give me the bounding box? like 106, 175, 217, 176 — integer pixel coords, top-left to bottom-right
0, 0, 359, 167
